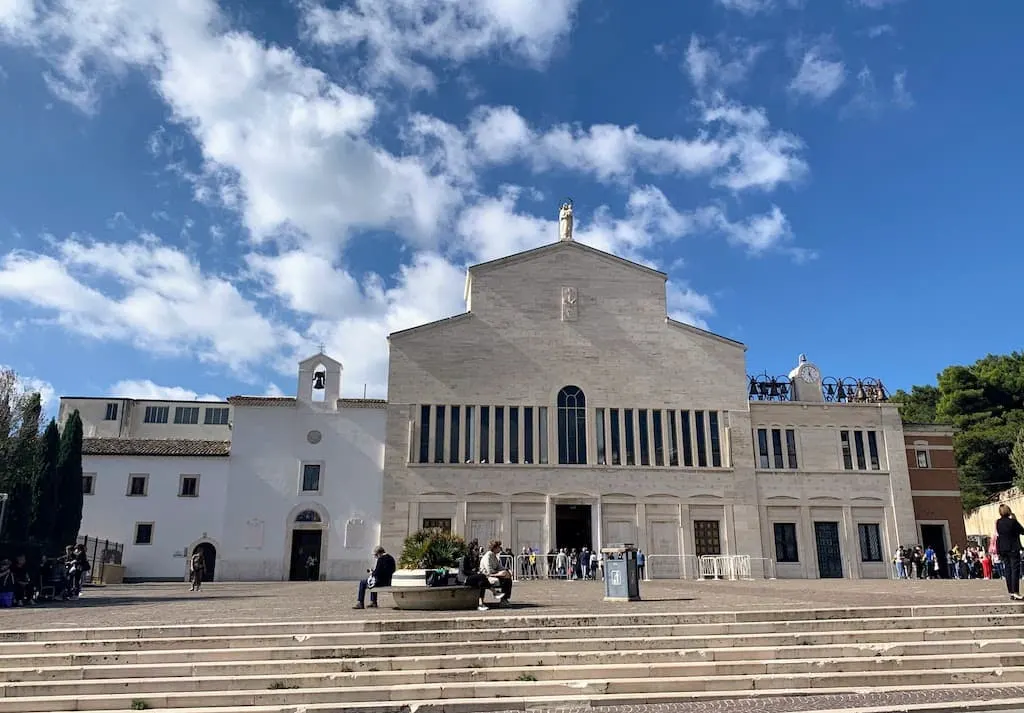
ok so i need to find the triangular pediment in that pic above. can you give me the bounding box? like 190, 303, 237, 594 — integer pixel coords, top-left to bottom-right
299, 353, 343, 370
468, 240, 667, 281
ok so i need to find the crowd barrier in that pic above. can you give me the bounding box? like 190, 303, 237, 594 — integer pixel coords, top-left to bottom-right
510, 553, 601, 581
644, 554, 776, 580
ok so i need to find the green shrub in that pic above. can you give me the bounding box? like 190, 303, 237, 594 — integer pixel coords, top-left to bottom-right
398, 529, 468, 569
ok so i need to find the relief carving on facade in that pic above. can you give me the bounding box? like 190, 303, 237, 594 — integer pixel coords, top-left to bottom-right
561, 286, 578, 321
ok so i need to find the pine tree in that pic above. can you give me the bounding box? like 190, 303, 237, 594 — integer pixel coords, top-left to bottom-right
30, 419, 61, 548
55, 410, 85, 549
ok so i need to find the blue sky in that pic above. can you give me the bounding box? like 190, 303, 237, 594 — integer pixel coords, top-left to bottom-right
0, 0, 1020, 409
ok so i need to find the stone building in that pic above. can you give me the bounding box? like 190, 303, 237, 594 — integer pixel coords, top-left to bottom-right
61, 353, 384, 581
382, 236, 920, 579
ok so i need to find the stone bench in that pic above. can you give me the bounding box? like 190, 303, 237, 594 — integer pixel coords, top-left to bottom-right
374, 585, 482, 610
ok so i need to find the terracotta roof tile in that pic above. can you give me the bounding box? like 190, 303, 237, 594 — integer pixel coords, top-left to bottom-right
338, 398, 387, 408
226, 396, 297, 406
82, 438, 231, 457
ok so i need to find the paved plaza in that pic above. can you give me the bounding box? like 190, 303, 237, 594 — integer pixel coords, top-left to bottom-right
1, 576, 1014, 628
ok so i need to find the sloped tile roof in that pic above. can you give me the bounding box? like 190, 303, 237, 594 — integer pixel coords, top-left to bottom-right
83, 438, 231, 457
226, 396, 297, 406
338, 398, 387, 408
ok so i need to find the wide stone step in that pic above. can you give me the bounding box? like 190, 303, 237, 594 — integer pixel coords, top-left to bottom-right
2, 613, 1021, 655
6, 651, 1024, 699
0, 667, 1019, 712
3, 603, 1020, 643
5, 637, 1023, 683
3, 625, 1023, 668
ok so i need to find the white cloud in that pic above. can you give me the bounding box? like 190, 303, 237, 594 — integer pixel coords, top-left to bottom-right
893, 70, 913, 108
301, 0, 582, 90
867, 24, 895, 38
110, 379, 220, 402
855, 0, 905, 7
716, 0, 774, 14
0, 237, 300, 372
789, 48, 846, 102
464, 102, 806, 192
1, 364, 56, 413
667, 283, 714, 330
685, 35, 765, 93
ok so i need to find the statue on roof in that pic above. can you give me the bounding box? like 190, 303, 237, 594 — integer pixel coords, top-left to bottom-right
559, 200, 574, 242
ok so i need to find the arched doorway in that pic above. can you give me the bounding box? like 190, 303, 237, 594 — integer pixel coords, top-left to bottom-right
289, 509, 324, 581
193, 542, 217, 581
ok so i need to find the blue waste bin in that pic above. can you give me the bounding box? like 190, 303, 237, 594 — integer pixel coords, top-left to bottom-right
601, 544, 641, 602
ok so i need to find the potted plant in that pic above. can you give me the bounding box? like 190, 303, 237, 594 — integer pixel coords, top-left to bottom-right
392, 529, 468, 588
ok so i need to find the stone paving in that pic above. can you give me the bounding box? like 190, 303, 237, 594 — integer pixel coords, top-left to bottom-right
0, 576, 1014, 628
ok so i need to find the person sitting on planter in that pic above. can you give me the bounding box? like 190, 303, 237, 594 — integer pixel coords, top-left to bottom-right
481, 539, 513, 606
354, 545, 395, 609
459, 539, 493, 611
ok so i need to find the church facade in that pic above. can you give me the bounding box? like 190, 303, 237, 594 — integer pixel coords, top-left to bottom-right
382, 238, 919, 580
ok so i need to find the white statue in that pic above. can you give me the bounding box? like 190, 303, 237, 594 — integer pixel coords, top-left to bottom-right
558, 201, 574, 241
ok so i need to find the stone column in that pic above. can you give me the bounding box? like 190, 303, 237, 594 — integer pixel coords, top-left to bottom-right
842, 505, 859, 579
594, 497, 604, 550
543, 496, 553, 554
502, 501, 512, 543
801, 505, 816, 579
454, 501, 466, 538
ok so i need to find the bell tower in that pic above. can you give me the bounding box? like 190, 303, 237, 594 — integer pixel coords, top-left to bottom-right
297, 351, 342, 409
788, 354, 824, 403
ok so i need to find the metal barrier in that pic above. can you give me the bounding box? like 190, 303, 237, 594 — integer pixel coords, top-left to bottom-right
511, 553, 601, 581
75, 535, 124, 585
643, 554, 775, 580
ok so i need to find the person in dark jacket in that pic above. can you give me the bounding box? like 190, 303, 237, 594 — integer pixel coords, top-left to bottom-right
355, 546, 395, 609
995, 504, 1024, 600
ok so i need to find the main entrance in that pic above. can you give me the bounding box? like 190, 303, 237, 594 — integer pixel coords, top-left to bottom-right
192, 542, 217, 581
814, 521, 843, 579
555, 504, 593, 551
289, 530, 323, 581
920, 523, 949, 578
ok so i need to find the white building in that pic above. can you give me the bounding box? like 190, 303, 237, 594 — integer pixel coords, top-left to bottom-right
65, 354, 385, 581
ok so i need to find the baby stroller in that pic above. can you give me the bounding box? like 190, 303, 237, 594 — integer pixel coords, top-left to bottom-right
37, 558, 72, 601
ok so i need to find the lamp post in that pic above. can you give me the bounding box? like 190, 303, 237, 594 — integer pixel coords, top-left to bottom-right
0, 492, 8, 541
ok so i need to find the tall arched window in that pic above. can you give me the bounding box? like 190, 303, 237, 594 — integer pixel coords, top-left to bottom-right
557, 386, 588, 465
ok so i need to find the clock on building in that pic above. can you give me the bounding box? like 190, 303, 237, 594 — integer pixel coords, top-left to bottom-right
799, 364, 820, 383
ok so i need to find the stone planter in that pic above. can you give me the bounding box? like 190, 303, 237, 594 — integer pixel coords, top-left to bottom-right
387, 568, 479, 611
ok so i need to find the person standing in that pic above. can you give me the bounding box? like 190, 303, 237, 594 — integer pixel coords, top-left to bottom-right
354, 546, 395, 609
995, 504, 1024, 600
189, 551, 206, 592
636, 549, 646, 580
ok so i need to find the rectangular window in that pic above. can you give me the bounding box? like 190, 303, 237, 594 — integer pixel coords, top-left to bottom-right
681, 410, 693, 467
449, 406, 461, 464
624, 409, 636, 465
596, 408, 607, 465
464, 405, 475, 464
480, 406, 491, 463
174, 406, 199, 425
638, 409, 651, 466
523, 407, 534, 464
610, 409, 622, 465
538, 407, 548, 464
858, 523, 883, 562
694, 410, 707, 467
773, 523, 799, 563
134, 523, 154, 546
653, 410, 665, 466
916, 449, 929, 469
104, 402, 118, 421
709, 411, 721, 467
854, 430, 867, 470
509, 407, 519, 464
494, 406, 505, 463
840, 430, 853, 470
301, 463, 321, 493
434, 405, 446, 463
127, 475, 148, 497
82, 474, 95, 495
868, 431, 881, 470
667, 410, 679, 466
757, 428, 770, 469
179, 475, 199, 497
418, 405, 430, 464
785, 429, 798, 469
422, 518, 452, 533
772, 428, 784, 469
143, 406, 168, 424
204, 407, 230, 425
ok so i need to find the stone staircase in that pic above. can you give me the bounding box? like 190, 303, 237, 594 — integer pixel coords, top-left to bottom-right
3, 604, 1024, 712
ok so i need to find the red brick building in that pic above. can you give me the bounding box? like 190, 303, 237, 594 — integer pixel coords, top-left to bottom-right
904, 423, 967, 564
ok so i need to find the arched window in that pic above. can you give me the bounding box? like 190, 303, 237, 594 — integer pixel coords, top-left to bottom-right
557, 386, 588, 465
295, 509, 322, 523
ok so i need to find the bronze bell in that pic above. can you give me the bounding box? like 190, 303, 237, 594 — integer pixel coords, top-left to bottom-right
312, 371, 326, 390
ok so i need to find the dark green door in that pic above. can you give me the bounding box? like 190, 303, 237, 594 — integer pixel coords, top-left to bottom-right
814, 522, 843, 579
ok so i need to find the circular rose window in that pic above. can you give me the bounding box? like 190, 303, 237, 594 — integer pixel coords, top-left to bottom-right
306, 430, 322, 445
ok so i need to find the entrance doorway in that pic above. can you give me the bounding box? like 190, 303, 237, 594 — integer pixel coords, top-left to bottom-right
555, 504, 593, 550
289, 530, 323, 581
814, 521, 843, 579
920, 523, 949, 578
192, 542, 217, 581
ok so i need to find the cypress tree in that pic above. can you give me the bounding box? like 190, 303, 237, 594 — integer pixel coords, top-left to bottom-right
55, 410, 85, 549
0, 393, 41, 543
30, 419, 61, 549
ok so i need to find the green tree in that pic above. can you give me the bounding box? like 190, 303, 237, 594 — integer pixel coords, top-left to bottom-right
890, 385, 943, 424
30, 419, 61, 548
1012, 427, 1024, 489
0, 372, 41, 543
55, 410, 85, 549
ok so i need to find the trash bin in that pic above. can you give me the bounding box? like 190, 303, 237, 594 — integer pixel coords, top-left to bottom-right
601, 543, 641, 602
